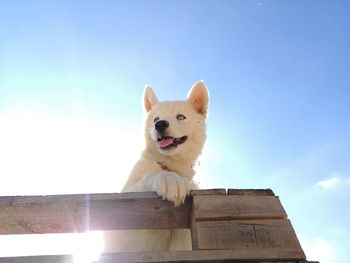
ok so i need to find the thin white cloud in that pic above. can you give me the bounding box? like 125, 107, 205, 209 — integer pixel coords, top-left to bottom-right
316, 176, 340, 189
315, 173, 350, 190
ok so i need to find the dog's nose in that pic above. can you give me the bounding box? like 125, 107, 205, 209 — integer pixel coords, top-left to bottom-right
155, 120, 169, 133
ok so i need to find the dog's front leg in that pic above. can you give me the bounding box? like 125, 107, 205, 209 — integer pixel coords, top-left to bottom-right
131, 172, 198, 206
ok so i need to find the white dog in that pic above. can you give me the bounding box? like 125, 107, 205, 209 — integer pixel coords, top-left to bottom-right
122, 80, 209, 205
104, 81, 209, 252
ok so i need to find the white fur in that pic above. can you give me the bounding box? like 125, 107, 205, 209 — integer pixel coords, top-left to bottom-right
104, 81, 209, 252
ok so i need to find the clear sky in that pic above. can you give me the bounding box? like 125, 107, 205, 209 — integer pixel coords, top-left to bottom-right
0, 1, 349, 262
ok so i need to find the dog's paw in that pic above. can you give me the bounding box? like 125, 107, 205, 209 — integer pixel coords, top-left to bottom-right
151, 172, 195, 206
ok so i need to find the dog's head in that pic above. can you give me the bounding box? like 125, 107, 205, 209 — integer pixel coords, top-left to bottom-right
143, 81, 209, 157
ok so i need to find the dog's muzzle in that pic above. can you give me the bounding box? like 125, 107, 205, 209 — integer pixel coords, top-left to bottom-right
154, 119, 187, 150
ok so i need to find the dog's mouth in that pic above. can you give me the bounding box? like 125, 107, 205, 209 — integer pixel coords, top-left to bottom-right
157, 135, 188, 149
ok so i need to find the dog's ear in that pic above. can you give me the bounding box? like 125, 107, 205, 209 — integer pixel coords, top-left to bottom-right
143, 85, 159, 112
187, 80, 209, 117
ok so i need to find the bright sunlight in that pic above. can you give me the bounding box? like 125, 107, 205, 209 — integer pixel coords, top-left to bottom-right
0, 111, 142, 258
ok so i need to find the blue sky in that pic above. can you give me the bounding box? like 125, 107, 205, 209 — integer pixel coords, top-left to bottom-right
0, 1, 350, 262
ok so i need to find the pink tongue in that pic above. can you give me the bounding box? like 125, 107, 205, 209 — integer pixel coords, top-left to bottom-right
160, 137, 174, 148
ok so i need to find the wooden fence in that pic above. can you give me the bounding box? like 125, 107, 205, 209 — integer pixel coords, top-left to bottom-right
0, 189, 313, 262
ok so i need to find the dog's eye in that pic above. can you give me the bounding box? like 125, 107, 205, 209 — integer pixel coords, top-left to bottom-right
154, 117, 160, 123
176, 114, 186, 120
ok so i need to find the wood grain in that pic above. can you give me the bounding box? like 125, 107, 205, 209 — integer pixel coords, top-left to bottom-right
190, 189, 226, 196
0, 192, 191, 234
195, 219, 305, 259
193, 195, 287, 221
228, 189, 275, 196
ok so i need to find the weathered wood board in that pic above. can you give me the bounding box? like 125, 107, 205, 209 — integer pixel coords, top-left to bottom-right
190, 189, 226, 196
190, 191, 305, 261
227, 188, 275, 196
0, 250, 309, 263
192, 195, 287, 221
0, 189, 308, 262
195, 219, 303, 252
0, 192, 191, 234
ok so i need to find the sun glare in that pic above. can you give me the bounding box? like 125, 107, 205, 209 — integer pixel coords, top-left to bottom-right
0, 111, 142, 257
0, 232, 104, 259
73, 231, 104, 263
0, 111, 141, 195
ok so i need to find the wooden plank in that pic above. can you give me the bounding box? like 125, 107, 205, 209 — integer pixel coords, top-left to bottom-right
228, 189, 275, 196
0, 250, 309, 263
190, 189, 226, 196
193, 195, 287, 221
195, 219, 305, 259
189, 189, 228, 250
0, 192, 191, 234
100, 250, 308, 262
191, 201, 199, 250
